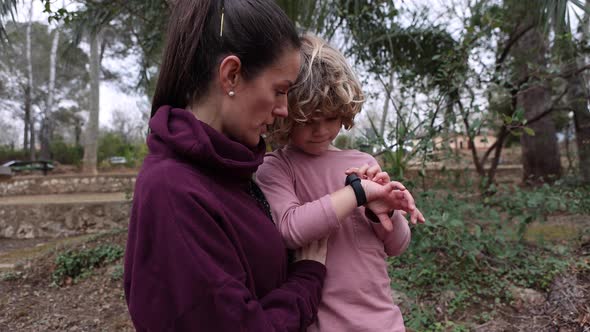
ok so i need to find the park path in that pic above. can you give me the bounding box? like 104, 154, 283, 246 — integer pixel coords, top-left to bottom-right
0, 192, 128, 205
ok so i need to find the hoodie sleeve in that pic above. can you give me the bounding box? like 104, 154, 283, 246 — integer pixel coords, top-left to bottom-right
369, 210, 412, 257
256, 154, 341, 249
124, 175, 325, 332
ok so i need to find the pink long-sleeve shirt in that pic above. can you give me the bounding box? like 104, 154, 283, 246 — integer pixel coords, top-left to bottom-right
256, 146, 411, 332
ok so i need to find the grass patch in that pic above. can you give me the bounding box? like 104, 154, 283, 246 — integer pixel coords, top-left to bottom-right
1, 271, 23, 281
52, 244, 124, 286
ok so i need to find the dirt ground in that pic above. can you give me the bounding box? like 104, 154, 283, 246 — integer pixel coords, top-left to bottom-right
0, 231, 133, 332
475, 263, 590, 332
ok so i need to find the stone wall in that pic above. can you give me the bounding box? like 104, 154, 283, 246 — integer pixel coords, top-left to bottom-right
0, 200, 131, 239
0, 173, 136, 197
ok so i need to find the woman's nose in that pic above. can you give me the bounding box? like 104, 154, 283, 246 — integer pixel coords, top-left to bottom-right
273, 104, 288, 118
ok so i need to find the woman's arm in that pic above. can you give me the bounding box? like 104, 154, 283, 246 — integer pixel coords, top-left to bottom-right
125, 178, 326, 332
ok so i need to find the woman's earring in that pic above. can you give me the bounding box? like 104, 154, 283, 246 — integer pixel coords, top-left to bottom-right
228, 90, 235, 97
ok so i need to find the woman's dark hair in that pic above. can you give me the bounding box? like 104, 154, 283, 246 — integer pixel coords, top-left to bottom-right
151, 0, 301, 117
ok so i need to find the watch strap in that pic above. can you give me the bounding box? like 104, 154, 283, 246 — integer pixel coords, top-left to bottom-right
345, 174, 367, 206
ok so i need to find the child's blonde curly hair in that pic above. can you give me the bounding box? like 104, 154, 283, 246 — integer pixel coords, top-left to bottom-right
268, 33, 365, 145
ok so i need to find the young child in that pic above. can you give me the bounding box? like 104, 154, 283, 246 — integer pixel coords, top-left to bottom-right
256, 34, 424, 332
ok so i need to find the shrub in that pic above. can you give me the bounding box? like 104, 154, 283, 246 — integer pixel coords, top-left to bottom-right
390, 185, 585, 330
52, 244, 124, 286
50, 140, 83, 165
0, 146, 29, 164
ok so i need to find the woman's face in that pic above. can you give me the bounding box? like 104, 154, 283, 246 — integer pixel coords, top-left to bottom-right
221, 48, 301, 147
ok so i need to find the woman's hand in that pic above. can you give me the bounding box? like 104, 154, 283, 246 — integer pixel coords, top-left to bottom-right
295, 237, 329, 265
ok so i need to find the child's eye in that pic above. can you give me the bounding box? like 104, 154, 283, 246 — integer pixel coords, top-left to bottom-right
276, 90, 287, 96
326, 117, 339, 122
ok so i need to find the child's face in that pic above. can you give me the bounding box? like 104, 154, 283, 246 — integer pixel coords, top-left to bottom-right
289, 114, 342, 155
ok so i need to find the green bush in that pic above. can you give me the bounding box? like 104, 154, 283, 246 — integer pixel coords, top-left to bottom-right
0, 146, 29, 164
98, 132, 148, 167
52, 244, 124, 286
50, 140, 83, 165
390, 184, 587, 330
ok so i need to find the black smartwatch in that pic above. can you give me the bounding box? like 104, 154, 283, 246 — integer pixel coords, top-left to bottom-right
345, 174, 367, 207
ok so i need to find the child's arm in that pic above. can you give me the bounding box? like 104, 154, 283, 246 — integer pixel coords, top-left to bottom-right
256, 156, 342, 249
368, 210, 412, 257
257, 155, 402, 249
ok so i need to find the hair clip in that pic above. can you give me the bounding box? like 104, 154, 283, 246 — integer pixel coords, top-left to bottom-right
220, 1, 225, 37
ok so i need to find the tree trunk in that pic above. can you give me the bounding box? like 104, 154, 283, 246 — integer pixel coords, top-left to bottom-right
40, 27, 60, 160
75, 118, 82, 147
25, 1, 34, 159
23, 85, 30, 151
573, 0, 590, 183
30, 120, 36, 160
82, 30, 101, 175
565, 52, 590, 183
572, 73, 590, 183
379, 73, 394, 139
513, 23, 561, 183
518, 84, 561, 183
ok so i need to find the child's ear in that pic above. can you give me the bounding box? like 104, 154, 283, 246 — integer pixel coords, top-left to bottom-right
219, 55, 242, 94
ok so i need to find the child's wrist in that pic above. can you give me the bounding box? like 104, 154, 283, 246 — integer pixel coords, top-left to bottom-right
345, 174, 367, 206
364, 208, 394, 223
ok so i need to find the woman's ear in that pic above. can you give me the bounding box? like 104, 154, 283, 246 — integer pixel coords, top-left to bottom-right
219, 55, 242, 95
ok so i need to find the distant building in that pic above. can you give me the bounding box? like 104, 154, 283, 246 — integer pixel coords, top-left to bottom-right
433, 132, 497, 150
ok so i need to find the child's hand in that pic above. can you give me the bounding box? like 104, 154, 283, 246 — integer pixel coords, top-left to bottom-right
346, 164, 392, 185
378, 185, 425, 225
347, 164, 425, 227
359, 180, 408, 231
398, 206, 426, 225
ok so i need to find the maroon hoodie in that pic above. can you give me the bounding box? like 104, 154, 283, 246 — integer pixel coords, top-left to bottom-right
124, 106, 326, 331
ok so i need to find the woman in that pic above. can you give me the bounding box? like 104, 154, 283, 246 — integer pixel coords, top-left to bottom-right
124, 1, 401, 331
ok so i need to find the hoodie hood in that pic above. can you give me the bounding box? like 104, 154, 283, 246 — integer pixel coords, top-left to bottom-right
147, 105, 266, 180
